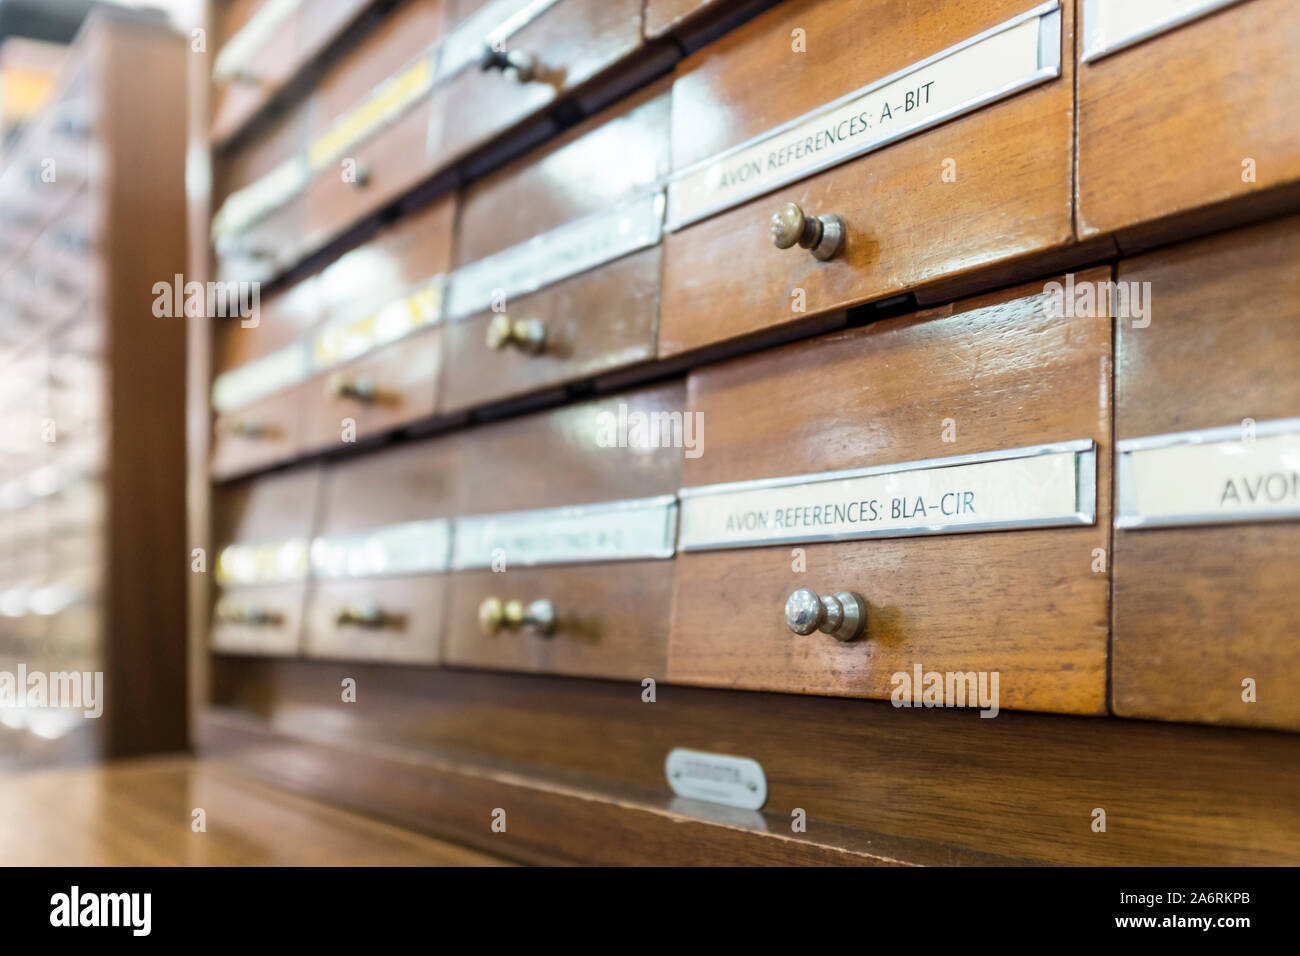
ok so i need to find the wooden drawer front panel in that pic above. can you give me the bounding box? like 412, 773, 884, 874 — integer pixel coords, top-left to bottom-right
213, 279, 322, 379
1112, 215, 1300, 731
659, 0, 1074, 356
210, 0, 301, 141
444, 562, 671, 679
440, 245, 660, 412
301, 327, 442, 452
304, 576, 444, 663
1078, 0, 1300, 244
668, 271, 1112, 714
433, 0, 644, 164
211, 585, 305, 656
211, 381, 313, 480
214, 464, 321, 547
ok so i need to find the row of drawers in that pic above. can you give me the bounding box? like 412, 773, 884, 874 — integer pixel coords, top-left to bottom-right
213, 217, 1300, 732
210, 0, 1300, 477
211, 0, 1300, 289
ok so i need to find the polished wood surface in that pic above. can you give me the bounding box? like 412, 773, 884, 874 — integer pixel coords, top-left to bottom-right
1078, 0, 1300, 247
213, 463, 322, 548
212, 584, 306, 656
1112, 214, 1300, 731
211, 381, 313, 480
0, 755, 503, 865
659, 0, 1076, 356
669, 271, 1112, 714
305, 575, 444, 663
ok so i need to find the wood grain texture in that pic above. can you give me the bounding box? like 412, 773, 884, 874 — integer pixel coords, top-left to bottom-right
440, 245, 661, 413
213, 462, 322, 548
432, 0, 644, 165
0, 755, 504, 865
1077, 0, 1300, 244
443, 561, 673, 679
659, 0, 1076, 356
316, 434, 461, 532
205, 663, 1300, 865
1112, 214, 1300, 731
669, 271, 1113, 714
452, 77, 671, 266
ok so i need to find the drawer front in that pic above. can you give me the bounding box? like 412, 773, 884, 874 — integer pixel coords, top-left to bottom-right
303, 575, 444, 663
301, 326, 442, 451
1112, 215, 1300, 731
214, 277, 322, 375
668, 270, 1112, 714
213, 463, 321, 546
433, 0, 644, 163
440, 245, 659, 412
211, 0, 301, 140
211, 584, 305, 656
443, 562, 671, 678
211, 381, 312, 479
1078, 0, 1300, 243
659, 0, 1074, 356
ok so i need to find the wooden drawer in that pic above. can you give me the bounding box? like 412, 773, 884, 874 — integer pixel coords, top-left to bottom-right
441, 245, 660, 412
211, 584, 305, 656
1078, 0, 1300, 247
658, 0, 1076, 356
668, 271, 1112, 715
213, 278, 322, 376
300, 325, 442, 452
211, 380, 312, 480
214, 464, 321, 547
301, 0, 444, 248
431, 0, 644, 164
442, 383, 685, 678
210, 0, 301, 142
1112, 215, 1300, 731
302, 439, 459, 663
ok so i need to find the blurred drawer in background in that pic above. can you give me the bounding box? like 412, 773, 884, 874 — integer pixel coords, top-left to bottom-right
1112, 214, 1300, 731
442, 383, 685, 679
304, 441, 457, 664
212, 465, 321, 656
669, 270, 1113, 715
301, 0, 446, 252
1077, 0, 1300, 248
659, 0, 1076, 356
441, 80, 670, 412
432, 0, 647, 166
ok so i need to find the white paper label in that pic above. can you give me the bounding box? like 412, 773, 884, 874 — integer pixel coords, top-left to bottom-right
216, 539, 311, 586
451, 495, 677, 569
445, 192, 664, 320
678, 442, 1094, 551
666, 4, 1060, 229
1081, 0, 1251, 61
665, 749, 767, 811
1116, 420, 1300, 528
310, 519, 451, 579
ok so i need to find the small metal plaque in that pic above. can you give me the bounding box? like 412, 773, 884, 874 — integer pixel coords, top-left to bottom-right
310, 519, 452, 579
451, 495, 677, 570
216, 539, 311, 587
665, 749, 767, 811
1116, 419, 1300, 529
310, 279, 444, 371
307, 54, 436, 170
1081, 0, 1251, 62
434, 0, 564, 82
211, 342, 309, 413
444, 192, 664, 320
678, 441, 1095, 551
665, 2, 1062, 229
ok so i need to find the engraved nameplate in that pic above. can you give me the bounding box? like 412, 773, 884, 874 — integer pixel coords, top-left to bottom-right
308, 54, 436, 170
211, 342, 308, 413
310, 519, 451, 579
434, 0, 564, 82
665, 749, 767, 811
1116, 419, 1300, 529
678, 441, 1095, 551
1081, 0, 1251, 62
216, 539, 310, 586
666, 2, 1062, 230
445, 192, 664, 320
311, 278, 444, 370
451, 495, 678, 570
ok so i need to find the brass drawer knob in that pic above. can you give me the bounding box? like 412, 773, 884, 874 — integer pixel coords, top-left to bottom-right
770, 201, 846, 261
328, 374, 378, 403
784, 588, 867, 642
478, 596, 556, 637
478, 45, 537, 83
216, 605, 283, 627
335, 603, 391, 629
486, 314, 546, 354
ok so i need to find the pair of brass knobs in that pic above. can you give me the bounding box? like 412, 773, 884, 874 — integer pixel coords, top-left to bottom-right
486, 314, 546, 353
478, 596, 555, 637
